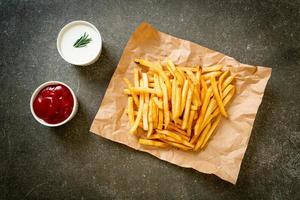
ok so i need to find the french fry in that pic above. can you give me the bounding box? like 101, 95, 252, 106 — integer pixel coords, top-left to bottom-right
202, 71, 222, 80
153, 97, 163, 109
193, 87, 213, 140
180, 79, 189, 115
200, 115, 222, 149
218, 71, 229, 97
202, 65, 223, 73
166, 58, 184, 86
159, 77, 170, 128
129, 87, 161, 96
222, 75, 234, 90
222, 84, 234, 99
168, 122, 188, 136
164, 141, 192, 151
171, 77, 177, 117
143, 102, 149, 130
182, 84, 194, 130
187, 110, 196, 137
127, 97, 135, 126
147, 98, 154, 137
201, 98, 217, 130
211, 76, 227, 118
156, 129, 183, 141
129, 80, 145, 134
152, 99, 158, 129
154, 74, 163, 97
142, 73, 150, 103
138, 138, 169, 148
158, 109, 164, 129
174, 85, 182, 120
194, 122, 211, 151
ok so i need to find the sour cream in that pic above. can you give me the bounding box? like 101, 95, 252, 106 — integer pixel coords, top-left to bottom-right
57, 21, 102, 66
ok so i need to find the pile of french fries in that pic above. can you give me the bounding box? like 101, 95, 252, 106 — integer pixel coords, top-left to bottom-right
123, 58, 235, 151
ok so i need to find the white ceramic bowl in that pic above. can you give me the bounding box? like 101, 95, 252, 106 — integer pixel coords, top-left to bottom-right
57, 20, 102, 66
30, 81, 78, 127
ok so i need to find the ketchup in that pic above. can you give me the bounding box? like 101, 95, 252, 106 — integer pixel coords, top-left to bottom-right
33, 84, 74, 124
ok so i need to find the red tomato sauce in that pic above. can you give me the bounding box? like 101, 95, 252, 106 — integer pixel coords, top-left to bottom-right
33, 84, 74, 124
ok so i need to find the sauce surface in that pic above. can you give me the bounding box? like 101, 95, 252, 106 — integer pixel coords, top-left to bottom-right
33, 84, 74, 124
59, 23, 101, 64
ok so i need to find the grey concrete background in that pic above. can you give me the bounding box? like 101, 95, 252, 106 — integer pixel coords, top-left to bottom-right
1, 0, 299, 199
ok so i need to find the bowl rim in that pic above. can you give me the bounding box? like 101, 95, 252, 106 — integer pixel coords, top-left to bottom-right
56, 20, 102, 66
30, 81, 78, 127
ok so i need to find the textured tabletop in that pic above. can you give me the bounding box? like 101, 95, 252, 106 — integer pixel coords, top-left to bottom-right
1, 0, 299, 199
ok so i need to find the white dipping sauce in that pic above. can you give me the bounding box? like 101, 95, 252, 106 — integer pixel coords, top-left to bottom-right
57, 21, 102, 66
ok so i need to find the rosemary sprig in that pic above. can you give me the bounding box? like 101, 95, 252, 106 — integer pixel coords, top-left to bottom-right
73, 32, 92, 48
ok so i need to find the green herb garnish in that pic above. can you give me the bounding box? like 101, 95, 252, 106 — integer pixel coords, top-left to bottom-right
73, 32, 92, 48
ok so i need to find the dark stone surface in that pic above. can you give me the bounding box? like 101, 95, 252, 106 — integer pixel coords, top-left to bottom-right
1, 0, 299, 199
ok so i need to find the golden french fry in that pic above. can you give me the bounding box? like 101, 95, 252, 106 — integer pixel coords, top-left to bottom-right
177, 68, 186, 82
148, 76, 154, 82
152, 99, 158, 129
194, 122, 211, 151
187, 110, 196, 137
166, 58, 184, 86
153, 97, 163, 109
139, 138, 169, 148
211, 76, 227, 118
202, 65, 223, 73
127, 97, 135, 126
223, 86, 235, 106
156, 129, 182, 141
158, 109, 164, 130
193, 87, 213, 140
191, 105, 199, 111
154, 74, 163, 97
222, 75, 234, 90
168, 122, 188, 136
185, 70, 198, 84
222, 84, 234, 99
202, 71, 222, 80
143, 103, 149, 130
174, 85, 182, 120
218, 71, 229, 96
171, 77, 177, 117
148, 82, 155, 88
180, 79, 189, 115
201, 115, 222, 149
159, 77, 170, 128
147, 98, 154, 137
182, 84, 194, 130
142, 73, 149, 103
163, 140, 192, 151
129, 87, 160, 96
201, 98, 217, 130
129, 80, 145, 134
200, 77, 208, 101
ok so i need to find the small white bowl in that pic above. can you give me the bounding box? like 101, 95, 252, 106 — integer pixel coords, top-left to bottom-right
30, 81, 78, 127
57, 20, 102, 66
